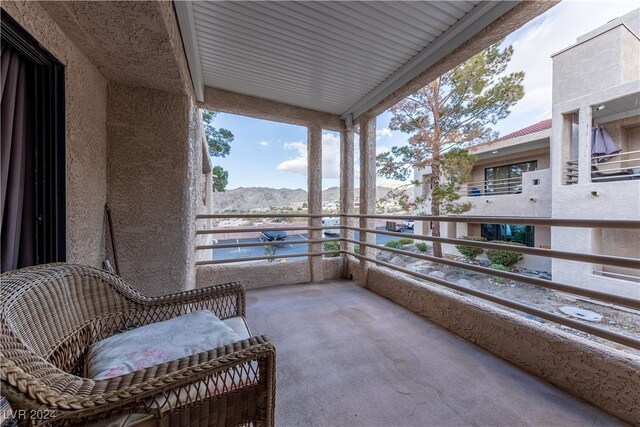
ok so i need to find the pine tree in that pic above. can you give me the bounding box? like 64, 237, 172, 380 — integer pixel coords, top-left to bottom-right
377, 42, 524, 257
203, 110, 234, 192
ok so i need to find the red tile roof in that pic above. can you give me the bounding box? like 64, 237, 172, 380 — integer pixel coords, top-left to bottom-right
493, 119, 552, 142
468, 119, 551, 152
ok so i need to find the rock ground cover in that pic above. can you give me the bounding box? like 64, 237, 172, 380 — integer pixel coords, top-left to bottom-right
376, 243, 640, 356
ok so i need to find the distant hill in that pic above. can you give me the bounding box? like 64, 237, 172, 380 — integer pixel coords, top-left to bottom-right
211, 186, 414, 212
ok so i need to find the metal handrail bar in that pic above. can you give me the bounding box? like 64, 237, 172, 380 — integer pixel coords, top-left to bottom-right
196, 238, 339, 251
591, 168, 640, 181
196, 251, 338, 266
342, 225, 639, 270
196, 213, 640, 229
347, 250, 640, 349
343, 238, 639, 310
592, 149, 640, 160
197, 226, 335, 235
475, 184, 521, 190
466, 189, 521, 196
592, 158, 640, 168
467, 177, 523, 185
593, 269, 640, 282
592, 166, 640, 174
197, 213, 324, 219
343, 214, 640, 229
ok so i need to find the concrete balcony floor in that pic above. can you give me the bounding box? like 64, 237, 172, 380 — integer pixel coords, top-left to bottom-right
246, 280, 623, 426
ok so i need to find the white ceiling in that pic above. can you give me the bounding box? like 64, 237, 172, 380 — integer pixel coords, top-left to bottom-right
176, 1, 520, 118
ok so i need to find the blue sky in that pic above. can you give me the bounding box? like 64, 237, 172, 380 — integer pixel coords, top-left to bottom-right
211, 1, 638, 190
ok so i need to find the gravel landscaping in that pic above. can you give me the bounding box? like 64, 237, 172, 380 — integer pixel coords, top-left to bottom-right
376, 243, 640, 356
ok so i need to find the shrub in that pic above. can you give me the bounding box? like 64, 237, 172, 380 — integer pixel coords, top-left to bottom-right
455, 235, 487, 261
264, 245, 277, 263
490, 263, 510, 284
398, 238, 414, 245
415, 242, 428, 252
384, 240, 404, 249
354, 244, 360, 255
486, 241, 525, 267
323, 241, 340, 257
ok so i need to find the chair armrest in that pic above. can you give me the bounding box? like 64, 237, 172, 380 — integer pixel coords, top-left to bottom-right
1, 336, 274, 425
144, 281, 246, 319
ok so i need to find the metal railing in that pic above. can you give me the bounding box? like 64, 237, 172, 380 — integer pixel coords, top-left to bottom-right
196, 213, 640, 350
463, 176, 523, 196
196, 213, 339, 265
566, 149, 640, 184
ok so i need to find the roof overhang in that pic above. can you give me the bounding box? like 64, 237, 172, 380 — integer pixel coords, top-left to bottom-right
471, 130, 551, 161
175, 1, 557, 122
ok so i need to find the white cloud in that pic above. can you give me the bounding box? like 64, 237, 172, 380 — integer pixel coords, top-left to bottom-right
498, 1, 637, 133
276, 141, 307, 175
276, 132, 342, 179
259, 140, 269, 147
376, 127, 393, 140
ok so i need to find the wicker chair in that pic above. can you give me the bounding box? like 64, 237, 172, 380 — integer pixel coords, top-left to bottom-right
0, 264, 276, 426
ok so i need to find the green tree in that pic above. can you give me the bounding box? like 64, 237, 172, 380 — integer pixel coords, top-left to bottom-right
377, 42, 524, 257
203, 110, 234, 192
211, 166, 228, 192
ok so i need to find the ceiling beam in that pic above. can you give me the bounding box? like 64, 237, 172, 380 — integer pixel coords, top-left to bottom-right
174, 1, 205, 102
200, 86, 344, 131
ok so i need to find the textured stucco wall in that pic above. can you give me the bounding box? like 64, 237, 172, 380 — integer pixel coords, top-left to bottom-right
552, 26, 639, 105
107, 83, 199, 295
196, 258, 344, 290
2, 1, 108, 267
41, 1, 192, 96
363, 264, 640, 425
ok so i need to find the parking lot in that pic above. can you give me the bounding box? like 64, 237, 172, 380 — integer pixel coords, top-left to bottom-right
209, 227, 414, 262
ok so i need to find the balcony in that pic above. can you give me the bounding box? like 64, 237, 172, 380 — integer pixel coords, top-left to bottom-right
566, 150, 640, 185
191, 212, 640, 424
2, 1, 639, 426
247, 280, 622, 425
458, 169, 551, 217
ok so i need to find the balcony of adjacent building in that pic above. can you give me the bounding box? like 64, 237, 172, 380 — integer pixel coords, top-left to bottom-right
450, 119, 553, 219
563, 99, 640, 186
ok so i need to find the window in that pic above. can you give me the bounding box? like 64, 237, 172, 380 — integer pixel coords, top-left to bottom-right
1, 10, 65, 272
484, 160, 537, 195
481, 224, 535, 247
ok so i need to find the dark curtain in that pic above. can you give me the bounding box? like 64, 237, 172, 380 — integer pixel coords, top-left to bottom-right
1, 41, 34, 272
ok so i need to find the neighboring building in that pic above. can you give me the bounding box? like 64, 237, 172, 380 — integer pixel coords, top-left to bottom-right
550, 8, 640, 298
416, 8, 640, 298
414, 119, 552, 272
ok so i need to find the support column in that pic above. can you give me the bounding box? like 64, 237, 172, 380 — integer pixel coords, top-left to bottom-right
308, 123, 323, 282
358, 115, 376, 286
340, 124, 355, 274
577, 105, 593, 185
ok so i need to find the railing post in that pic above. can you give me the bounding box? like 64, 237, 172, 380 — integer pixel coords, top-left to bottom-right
358, 114, 376, 286
308, 122, 324, 282
340, 123, 355, 273
578, 105, 593, 184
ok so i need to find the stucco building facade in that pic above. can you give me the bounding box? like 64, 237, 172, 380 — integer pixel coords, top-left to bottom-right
415, 8, 639, 298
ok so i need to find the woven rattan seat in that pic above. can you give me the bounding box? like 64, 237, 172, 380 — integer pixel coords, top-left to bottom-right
0, 264, 275, 426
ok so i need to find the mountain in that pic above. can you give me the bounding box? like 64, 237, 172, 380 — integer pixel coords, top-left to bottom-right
211, 186, 414, 212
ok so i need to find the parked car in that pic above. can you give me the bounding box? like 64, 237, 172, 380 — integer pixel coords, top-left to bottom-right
322, 217, 340, 235
403, 220, 414, 230
261, 230, 287, 241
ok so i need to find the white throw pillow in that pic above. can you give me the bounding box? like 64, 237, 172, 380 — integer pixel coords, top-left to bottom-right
87, 310, 241, 380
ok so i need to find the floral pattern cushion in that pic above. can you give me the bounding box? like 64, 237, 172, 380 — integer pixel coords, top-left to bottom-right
87, 310, 242, 380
